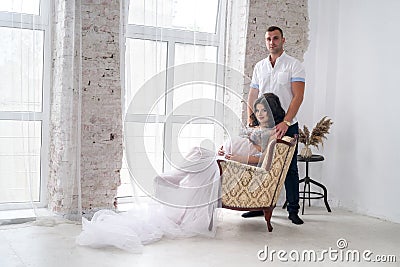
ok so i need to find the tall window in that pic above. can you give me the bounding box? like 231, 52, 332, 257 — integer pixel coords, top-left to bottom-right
0, 0, 50, 209
120, 0, 226, 198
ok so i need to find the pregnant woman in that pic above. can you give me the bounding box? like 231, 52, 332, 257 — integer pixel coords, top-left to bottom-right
76, 93, 285, 252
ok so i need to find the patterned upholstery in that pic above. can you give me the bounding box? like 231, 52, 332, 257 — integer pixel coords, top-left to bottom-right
217, 136, 297, 231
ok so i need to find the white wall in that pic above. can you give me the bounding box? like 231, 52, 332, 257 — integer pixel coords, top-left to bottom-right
303, 0, 400, 223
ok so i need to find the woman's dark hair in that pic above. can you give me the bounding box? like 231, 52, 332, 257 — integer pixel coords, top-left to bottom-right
250, 93, 285, 127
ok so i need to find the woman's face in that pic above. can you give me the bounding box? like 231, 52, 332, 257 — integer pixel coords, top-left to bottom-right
255, 103, 269, 126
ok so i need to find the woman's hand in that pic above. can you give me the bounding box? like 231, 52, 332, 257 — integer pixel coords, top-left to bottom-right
224, 154, 246, 163
253, 144, 262, 152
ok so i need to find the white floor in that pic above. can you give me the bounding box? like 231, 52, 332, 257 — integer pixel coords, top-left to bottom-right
0, 207, 399, 267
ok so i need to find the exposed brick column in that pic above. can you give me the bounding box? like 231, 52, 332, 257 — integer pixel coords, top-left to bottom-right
80, 0, 122, 215
48, 0, 81, 217
49, 0, 122, 218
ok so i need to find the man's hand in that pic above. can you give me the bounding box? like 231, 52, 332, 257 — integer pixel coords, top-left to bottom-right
274, 122, 289, 139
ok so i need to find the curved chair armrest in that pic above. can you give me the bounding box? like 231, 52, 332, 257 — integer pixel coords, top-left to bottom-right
217, 159, 267, 175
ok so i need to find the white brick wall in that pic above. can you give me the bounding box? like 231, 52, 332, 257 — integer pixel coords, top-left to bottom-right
49, 0, 122, 218
80, 0, 122, 215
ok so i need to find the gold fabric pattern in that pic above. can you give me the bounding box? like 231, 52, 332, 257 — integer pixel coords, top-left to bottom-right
220, 138, 296, 209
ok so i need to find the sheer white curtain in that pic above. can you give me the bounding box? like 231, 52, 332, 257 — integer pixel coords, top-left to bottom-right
46, 0, 83, 221
0, 0, 51, 215
0, 0, 84, 225
121, 0, 237, 202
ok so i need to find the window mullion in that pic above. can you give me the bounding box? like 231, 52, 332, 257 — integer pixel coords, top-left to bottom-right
162, 40, 176, 172
126, 24, 220, 46
0, 13, 45, 29
0, 112, 44, 121
39, 0, 51, 208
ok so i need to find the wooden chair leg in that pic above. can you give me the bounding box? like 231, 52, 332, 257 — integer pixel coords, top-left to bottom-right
263, 207, 275, 232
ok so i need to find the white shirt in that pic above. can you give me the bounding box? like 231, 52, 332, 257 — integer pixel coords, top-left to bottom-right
250, 51, 305, 124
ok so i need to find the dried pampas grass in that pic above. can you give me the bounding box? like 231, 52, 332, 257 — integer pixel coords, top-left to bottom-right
299, 116, 333, 149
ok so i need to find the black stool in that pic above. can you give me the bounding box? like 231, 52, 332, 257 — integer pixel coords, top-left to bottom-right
283, 154, 332, 215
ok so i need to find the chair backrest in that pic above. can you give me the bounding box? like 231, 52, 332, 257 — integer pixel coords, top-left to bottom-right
259, 138, 277, 170
266, 136, 297, 205
219, 135, 297, 208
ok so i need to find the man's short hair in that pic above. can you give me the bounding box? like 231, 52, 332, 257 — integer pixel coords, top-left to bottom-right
267, 26, 283, 37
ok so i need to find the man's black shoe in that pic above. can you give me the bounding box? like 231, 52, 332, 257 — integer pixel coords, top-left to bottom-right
288, 213, 304, 225
241, 210, 264, 218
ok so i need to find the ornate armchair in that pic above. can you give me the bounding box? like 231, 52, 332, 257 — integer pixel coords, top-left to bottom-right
217, 136, 297, 232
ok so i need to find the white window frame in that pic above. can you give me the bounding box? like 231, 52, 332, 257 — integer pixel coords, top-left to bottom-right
120, 0, 227, 198
0, 0, 51, 210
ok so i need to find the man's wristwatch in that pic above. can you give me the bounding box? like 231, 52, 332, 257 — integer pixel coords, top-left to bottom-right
283, 120, 291, 127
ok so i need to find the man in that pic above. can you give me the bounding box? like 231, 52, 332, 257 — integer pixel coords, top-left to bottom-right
243, 26, 305, 225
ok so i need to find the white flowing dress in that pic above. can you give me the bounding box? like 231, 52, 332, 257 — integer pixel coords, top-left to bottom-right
76, 127, 271, 253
